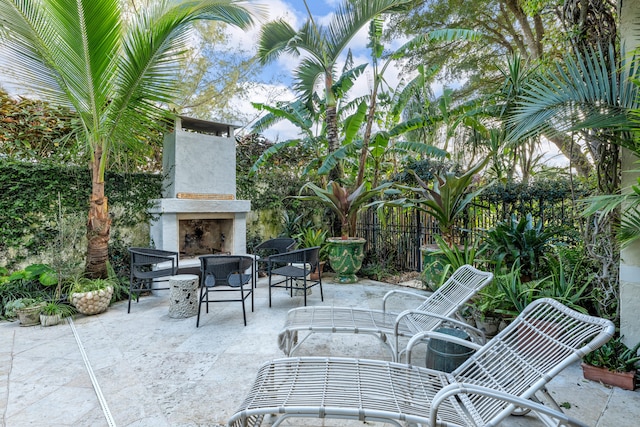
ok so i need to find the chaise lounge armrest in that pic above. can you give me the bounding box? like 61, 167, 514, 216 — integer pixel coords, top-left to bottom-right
432, 383, 589, 427
394, 310, 487, 363
381, 289, 431, 313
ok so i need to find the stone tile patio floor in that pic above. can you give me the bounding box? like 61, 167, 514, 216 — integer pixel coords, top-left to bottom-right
1, 275, 638, 426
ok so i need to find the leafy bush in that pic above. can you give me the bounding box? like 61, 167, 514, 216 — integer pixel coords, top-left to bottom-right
0, 264, 56, 318
479, 213, 561, 280
583, 336, 640, 373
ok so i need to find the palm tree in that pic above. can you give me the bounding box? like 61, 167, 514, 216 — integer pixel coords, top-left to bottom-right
256, 0, 412, 181
0, 0, 255, 278
508, 44, 640, 322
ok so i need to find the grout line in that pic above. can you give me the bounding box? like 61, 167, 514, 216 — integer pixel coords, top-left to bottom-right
594, 386, 615, 427
2, 330, 16, 427
67, 317, 117, 427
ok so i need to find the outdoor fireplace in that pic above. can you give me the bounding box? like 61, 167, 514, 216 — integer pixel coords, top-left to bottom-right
179, 218, 232, 257
149, 116, 251, 259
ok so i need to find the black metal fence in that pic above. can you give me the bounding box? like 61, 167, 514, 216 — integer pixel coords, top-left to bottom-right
357, 194, 585, 272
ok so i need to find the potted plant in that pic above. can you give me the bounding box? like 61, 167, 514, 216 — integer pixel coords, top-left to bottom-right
421, 235, 480, 290
295, 181, 392, 283
388, 159, 489, 281
296, 227, 329, 279
70, 277, 115, 315
582, 336, 640, 390
8, 298, 46, 326
40, 301, 76, 327
478, 213, 561, 282
467, 283, 505, 338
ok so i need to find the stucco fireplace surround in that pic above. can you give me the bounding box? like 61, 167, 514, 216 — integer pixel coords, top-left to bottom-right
149, 116, 251, 262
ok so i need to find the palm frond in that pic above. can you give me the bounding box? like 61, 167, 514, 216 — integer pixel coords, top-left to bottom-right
326, 0, 413, 61
110, 0, 254, 148
251, 100, 314, 134
293, 58, 326, 106
332, 63, 367, 99
256, 19, 298, 64
508, 45, 640, 141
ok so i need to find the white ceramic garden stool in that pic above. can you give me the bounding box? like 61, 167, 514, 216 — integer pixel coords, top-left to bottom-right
168, 274, 199, 319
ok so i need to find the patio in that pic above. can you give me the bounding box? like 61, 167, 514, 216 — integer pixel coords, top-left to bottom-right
1, 275, 638, 426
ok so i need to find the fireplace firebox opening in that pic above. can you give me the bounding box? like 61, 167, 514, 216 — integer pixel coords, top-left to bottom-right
179, 218, 233, 257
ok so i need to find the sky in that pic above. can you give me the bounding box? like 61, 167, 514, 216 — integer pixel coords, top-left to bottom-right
224, 1, 567, 167
223, 0, 407, 142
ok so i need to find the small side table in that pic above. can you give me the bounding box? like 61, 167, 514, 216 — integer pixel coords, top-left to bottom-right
168, 274, 199, 318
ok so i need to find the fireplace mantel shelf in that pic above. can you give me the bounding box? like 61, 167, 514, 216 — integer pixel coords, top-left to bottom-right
150, 198, 251, 214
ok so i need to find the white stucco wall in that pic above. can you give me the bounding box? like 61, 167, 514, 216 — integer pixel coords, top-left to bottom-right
620, 0, 640, 347
163, 123, 237, 197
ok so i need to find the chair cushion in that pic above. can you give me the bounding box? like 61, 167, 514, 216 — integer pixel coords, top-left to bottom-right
271, 265, 308, 278
228, 273, 252, 287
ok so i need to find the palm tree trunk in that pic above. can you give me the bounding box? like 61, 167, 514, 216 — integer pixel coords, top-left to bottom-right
545, 133, 593, 177
356, 88, 378, 188
85, 151, 111, 279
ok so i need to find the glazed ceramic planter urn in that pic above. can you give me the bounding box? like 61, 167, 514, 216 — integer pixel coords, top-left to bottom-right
326, 237, 366, 284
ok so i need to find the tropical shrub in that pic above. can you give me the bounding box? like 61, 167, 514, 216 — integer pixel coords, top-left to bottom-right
479, 213, 561, 280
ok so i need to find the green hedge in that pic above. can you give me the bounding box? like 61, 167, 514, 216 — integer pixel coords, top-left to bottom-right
0, 161, 163, 267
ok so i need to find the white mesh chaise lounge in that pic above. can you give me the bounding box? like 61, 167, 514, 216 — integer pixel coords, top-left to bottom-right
228, 298, 615, 427
278, 264, 493, 361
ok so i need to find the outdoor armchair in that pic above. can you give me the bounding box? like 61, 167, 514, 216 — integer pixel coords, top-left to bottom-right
198, 255, 255, 327
268, 246, 323, 307
127, 247, 179, 313
278, 264, 492, 361
228, 298, 615, 427
252, 238, 297, 281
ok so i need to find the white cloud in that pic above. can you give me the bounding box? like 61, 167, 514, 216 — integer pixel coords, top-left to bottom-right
229, 81, 303, 141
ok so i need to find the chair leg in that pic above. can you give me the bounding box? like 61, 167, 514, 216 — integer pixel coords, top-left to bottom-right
240, 286, 247, 326
196, 286, 205, 328
268, 273, 272, 307
303, 277, 307, 306
128, 277, 135, 313
250, 283, 254, 312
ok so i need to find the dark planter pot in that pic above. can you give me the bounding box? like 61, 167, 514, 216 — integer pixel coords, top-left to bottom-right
472, 313, 502, 338
326, 237, 366, 284
581, 363, 637, 390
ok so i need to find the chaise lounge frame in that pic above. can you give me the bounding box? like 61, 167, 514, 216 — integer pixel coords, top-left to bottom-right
229, 298, 615, 427
278, 264, 493, 361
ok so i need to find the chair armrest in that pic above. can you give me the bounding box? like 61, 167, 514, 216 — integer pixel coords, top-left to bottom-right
394, 309, 486, 362
268, 247, 319, 265
381, 289, 430, 313
431, 383, 589, 427
394, 309, 486, 342
405, 329, 483, 365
